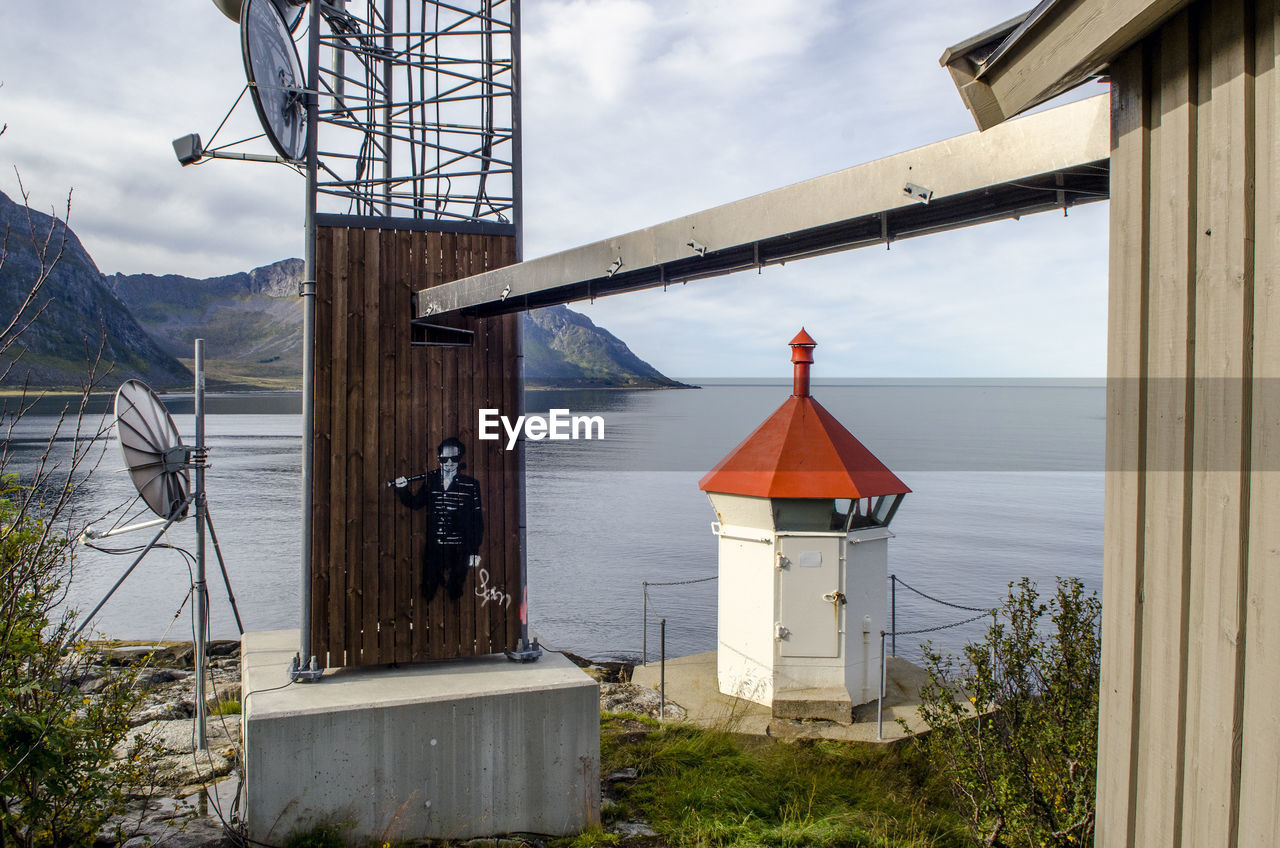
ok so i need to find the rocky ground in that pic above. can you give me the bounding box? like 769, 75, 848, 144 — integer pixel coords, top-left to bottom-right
80, 644, 682, 847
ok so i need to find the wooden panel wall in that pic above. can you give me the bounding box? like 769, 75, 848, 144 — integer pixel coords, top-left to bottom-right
311, 225, 520, 668
1098, 1, 1279, 844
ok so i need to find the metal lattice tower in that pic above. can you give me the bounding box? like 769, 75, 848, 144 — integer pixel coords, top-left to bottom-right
311, 0, 518, 225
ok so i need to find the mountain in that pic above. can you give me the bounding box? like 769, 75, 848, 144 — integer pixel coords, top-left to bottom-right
0, 191, 190, 389
523, 305, 688, 388
104, 261, 304, 389
107, 260, 688, 390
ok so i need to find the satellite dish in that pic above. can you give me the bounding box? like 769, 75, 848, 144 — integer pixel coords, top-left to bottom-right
114, 380, 191, 521
212, 0, 304, 31
242, 0, 308, 161
211, 0, 242, 23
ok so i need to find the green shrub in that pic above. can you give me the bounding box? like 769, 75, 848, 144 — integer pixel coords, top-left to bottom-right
0, 479, 154, 847
909, 577, 1100, 847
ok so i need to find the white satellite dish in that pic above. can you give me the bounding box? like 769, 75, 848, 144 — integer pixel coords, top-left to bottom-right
242, 0, 308, 160
115, 379, 191, 520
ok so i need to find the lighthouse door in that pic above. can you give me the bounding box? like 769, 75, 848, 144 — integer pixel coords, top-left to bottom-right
777, 536, 841, 657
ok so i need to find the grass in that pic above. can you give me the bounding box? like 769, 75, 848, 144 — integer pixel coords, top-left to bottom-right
210, 697, 241, 716
576, 712, 971, 848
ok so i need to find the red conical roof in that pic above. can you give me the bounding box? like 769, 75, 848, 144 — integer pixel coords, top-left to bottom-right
699, 330, 909, 499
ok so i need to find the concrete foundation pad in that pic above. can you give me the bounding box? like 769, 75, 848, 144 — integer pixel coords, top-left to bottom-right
632, 651, 931, 742
242, 630, 600, 844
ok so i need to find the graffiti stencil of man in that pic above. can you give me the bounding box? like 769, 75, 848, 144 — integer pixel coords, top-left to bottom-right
394, 437, 484, 602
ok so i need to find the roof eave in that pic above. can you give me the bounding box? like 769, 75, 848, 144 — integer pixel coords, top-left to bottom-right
940, 0, 1193, 130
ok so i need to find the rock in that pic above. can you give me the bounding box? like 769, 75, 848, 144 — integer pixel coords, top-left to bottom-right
207, 640, 240, 658
606, 767, 638, 781
612, 821, 658, 838
98, 646, 162, 666
600, 683, 687, 721
134, 668, 186, 688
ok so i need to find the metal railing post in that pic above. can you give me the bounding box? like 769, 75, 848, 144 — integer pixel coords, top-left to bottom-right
660, 618, 666, 720
642, 582, 648, 666
890, 574, 897, 657
878, 630, 886, 741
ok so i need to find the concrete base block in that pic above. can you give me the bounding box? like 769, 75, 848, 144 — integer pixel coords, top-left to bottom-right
771, 687, 854, 724
242, 630, 600, 844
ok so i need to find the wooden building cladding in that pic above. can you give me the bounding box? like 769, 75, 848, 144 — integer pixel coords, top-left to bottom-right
311, 224, 520, 668
1099, 1, 1280, 845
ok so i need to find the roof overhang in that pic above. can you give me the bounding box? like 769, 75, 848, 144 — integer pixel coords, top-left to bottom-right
416, 93, 1110, 320
940, 0, 1192, 130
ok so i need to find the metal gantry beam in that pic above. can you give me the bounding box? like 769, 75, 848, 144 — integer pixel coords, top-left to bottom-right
414, 93, 1111, 320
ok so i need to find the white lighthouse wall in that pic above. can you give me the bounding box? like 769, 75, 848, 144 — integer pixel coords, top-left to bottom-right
843, 528, 890, 706
715, 528, 776, 706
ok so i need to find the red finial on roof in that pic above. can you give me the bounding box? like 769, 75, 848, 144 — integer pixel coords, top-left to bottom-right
790, 328, 816, 398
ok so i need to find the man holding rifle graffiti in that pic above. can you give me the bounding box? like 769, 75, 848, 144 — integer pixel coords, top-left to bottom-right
392, 437, 484, 602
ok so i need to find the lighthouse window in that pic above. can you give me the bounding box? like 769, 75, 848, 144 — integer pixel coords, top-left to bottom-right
873, 494, 904, 527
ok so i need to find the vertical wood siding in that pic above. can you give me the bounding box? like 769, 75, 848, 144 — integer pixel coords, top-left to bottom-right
1100, 1, 1277, 844
311, 226, 520, 667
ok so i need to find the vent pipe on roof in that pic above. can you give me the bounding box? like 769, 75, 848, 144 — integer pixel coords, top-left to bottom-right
790, 328, 817, 398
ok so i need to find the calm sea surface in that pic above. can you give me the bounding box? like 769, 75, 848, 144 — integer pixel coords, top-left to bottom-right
6, 381, 1104, 664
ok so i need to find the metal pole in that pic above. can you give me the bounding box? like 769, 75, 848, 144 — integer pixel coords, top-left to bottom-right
381, 0, 392, 216
296, 0, 321, 680
194, 339, 208, 750
642, 582, 648, 666
878, 630, 887, 741
890, 574, 897, 657
508, 0, 537, 663
660, 618, 666, 721
203, 510, 244, 635
69, 509, 191, 642
511, 0, 523, 262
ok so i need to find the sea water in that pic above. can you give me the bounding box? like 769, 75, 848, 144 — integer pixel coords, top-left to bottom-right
6, 381, 1104, 664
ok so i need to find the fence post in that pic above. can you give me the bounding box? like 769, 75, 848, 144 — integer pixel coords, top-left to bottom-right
890, 574, 897, 657
878, 630, 886, 741
660, 618, 666, 720
642, 582, 648, 666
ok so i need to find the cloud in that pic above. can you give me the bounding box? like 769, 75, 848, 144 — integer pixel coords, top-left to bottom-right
2, 0, 1108, 376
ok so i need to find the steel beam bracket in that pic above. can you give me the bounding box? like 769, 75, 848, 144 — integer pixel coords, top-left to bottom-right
288, 653, 325, 682
299, 279, 317, 298
505, 637, 542, 663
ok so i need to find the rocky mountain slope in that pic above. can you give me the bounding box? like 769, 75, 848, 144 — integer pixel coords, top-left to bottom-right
0, 190, 190, 388
110, 260, 687, 390
0, 186, 682, 390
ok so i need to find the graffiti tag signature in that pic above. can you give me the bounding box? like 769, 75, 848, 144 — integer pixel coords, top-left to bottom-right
475, 568, 512, 609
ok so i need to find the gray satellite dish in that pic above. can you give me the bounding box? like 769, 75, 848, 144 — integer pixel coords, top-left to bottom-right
114, 380, 191, 520
211, 0, 243, 23
213, 0, 304, 30
242, 0, 308, 161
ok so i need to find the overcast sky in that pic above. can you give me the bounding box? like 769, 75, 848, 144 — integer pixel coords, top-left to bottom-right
0, 1, 1109, 379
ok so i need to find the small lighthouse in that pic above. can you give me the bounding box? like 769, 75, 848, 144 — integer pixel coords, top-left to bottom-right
699, 329, 909, 723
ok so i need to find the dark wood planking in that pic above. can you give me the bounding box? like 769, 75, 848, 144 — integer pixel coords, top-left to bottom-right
393, 230, 413, 664
312, 226, 518, 666
378, 229, 398, 664
313, 226, 333, 663
361, 228, 382, 662
409, 230, 429, 662
344, 230, 366, 665
327, 227, 350, 668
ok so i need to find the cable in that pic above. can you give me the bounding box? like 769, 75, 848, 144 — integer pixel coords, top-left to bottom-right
893, 577, 991, 613
893, 611, 992, 637
644, 575, 717, 587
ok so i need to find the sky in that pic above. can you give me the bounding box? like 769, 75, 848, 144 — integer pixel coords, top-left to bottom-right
0, 0, 1110, 379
